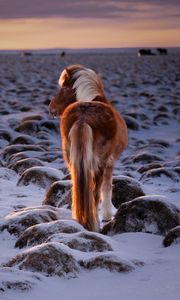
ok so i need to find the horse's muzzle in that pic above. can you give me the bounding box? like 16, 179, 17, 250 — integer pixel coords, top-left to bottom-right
48, 102, 58, 119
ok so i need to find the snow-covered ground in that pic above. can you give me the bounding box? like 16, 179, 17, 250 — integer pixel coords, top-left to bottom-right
0, 51, 180, 300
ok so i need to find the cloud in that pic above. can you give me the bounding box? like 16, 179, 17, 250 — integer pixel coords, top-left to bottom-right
0, 0, 180, 20
0, 0, 179, 50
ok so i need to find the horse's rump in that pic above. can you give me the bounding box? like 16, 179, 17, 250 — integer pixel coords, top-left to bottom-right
61, 101, 118, 144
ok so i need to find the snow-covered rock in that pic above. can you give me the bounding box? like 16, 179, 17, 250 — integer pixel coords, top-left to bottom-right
15, 219, 84, 248
0, 267, 41, 292
0, 206, 61, 236
112, 175, 145, 208
17, 167, 64, 188
79, 253, 143, 272
9, 157, 44, 175
163, 225, 180, 247
43, 180, 72, 208
47, 231, 113, 252
102, 195, 180, 235
2, 242, 79, 278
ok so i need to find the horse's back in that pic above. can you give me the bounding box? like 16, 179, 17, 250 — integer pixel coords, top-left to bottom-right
61, 101, 127, 159
62, 101, 118, 132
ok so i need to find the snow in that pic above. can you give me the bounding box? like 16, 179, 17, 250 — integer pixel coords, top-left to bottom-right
0, 52, 180, 300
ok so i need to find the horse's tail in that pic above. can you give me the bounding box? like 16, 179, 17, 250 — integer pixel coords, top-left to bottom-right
69, 121, 98, 231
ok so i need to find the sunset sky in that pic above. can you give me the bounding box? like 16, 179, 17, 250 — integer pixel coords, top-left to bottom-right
0, 0, 180, 50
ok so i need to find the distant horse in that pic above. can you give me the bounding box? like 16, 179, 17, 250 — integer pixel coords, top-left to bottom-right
157, 48, 168, 55
49, 65, 128, 231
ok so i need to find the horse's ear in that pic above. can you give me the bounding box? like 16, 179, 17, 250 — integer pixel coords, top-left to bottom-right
65, 68, 71, 78
59, 68, 70, 87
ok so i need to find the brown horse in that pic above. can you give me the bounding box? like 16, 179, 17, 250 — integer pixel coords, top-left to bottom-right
49, 64, 128, 231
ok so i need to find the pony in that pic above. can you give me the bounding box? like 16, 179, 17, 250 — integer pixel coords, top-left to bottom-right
49, 64, 128, 231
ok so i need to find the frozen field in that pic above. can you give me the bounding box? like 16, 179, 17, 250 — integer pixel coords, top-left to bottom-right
0, 51, 180, 300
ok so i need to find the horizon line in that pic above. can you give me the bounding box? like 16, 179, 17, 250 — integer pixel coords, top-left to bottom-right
1, 46, 180, 52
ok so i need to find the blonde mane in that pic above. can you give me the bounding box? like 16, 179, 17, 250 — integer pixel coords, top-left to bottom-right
58, 66, 104, 102
72, 68, 104, 101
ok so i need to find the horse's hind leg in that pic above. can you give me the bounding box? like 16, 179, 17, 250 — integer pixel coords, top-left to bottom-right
101, 165, 113, 221
93, 169, 104, 231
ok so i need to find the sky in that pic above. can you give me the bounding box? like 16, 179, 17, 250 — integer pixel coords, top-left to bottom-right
0, 0, 180, 50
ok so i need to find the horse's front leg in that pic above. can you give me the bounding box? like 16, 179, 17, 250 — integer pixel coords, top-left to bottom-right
61, 138, 71, 170
101, 166, 113, 221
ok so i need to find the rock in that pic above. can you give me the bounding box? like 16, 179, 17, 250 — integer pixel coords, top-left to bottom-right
172, 106, 180, 118
1, 144, 44, 161
138, 163, 162, 174
148, 139, 170, 148
0, 129, 12, 142
2, 242, 79, 278
15, 120, 40, 135
112, 176, 145, 208
0, 108, 10, 115
35, 131, 53, 141
20, 106, 32, 112
163, 225, 180, 247
8, 150, 60, 166
43, 180, 72, 208
153, 113, 169, 125
7, 118, 19, 129
123, 115, 139, 130
21, 115, 43, 122
140, 167, 180, 183
0, 267, 40, 292
0, 206, 60, 236
163, 159, 180, 168
175, 166, 180, 174
17, 166, 64, 188
79, 254, 142, 272
10, 135, 36, 145
102, 196, 180, 235
0, 278, 32, 292
47, 231, 113, 252
36, 151, 60, 163
133, 152, 163, 164
124, 112, 148, 121
137, 143, 166, 155
15, 219, 84, 248
157, 105, 168, 113
36, 140, 56, 149
6, 152, 31, 166
40, 120, 59, 133
9, 158, 44, 175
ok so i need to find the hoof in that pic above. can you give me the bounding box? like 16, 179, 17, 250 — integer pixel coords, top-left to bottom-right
102, 217, 113, 223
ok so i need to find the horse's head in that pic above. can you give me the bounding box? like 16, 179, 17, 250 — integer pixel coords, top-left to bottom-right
49, 86, 76, 118
49, 65, 84, 117
49, 64, 105, 117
